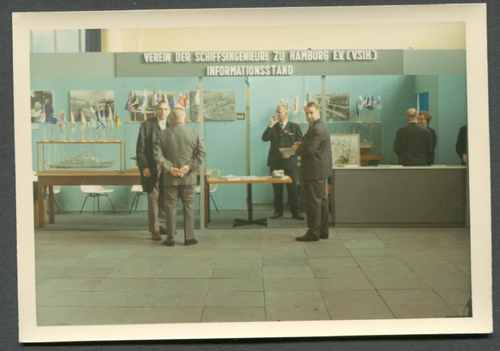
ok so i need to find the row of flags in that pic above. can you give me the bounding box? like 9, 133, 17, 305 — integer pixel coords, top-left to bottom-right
356, 94, 383, 116
125, 88, 201, 114
280, 96, 305, 115
40, 105, 122, 132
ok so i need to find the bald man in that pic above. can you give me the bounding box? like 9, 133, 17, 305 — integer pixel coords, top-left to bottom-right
393, 108, 432, 166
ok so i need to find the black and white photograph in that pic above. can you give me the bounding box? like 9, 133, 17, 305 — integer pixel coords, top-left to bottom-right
30, 91, 52, 123
70, 90, 114, 122
11, 3, 493, 345
309, 92, 350, 121
190, 90, 236, 121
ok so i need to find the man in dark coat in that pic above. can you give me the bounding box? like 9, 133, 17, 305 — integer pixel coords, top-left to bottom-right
136, 101, 171, 241
262, 105, 304, 220
393, 108, 432, 166
292, 102, 332, 241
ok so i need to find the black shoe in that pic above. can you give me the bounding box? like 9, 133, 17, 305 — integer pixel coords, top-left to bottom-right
163, 238, 174, 246
271, 212, 283, 218
296, 233, 319, 242
292, 213, 305, 220
320, 233, 329, 239
185, 239, 198, 246
159, 226, 168, 235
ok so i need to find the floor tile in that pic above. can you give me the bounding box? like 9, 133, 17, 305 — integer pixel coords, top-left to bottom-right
35, 267, 67, 279
262, 267, 314, 279
311, 266, 366, 279
146, 290, 208, 307
67, 307, 141, 325
264, 278, 319, 292
262, 257, 309, 267
209, 279, 263, 292
85, 250, 135, 259
347, 248, 397, 257
387, 304, 461, 319
108, 267, 165, 279
59, 267, 116, 279
317, 277, 375, 292
135, 308, 203, 324
201, 307, 266, 322
265, 307, 331, 321
205, 290, 264, 307
44, 279, 104, 292
338, 232, 380, 241
37, 306, 81, 326
322, 290, 395, 320
342, 240, 387, 250
212, 267, 262, 279
265, 291, 326, 310
160, 266, 214, 279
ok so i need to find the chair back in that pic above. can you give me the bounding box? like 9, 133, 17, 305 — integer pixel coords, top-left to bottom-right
53, 185, 61, 194
131, 185, 144, 193
80, 185, 109, 194
209, 169, 220, 192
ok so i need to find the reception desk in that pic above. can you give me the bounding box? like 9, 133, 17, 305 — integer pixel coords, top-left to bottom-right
331, 166, 468, 227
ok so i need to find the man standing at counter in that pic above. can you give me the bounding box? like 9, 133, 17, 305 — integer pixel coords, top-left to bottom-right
393, 108, 432, 166
292, 102, 332, 241
136, 101, 171, 241
262, 105, 304, 220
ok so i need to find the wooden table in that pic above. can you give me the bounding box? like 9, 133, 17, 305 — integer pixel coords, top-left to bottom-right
37, 169, 209, 228
207, 176, 292, 227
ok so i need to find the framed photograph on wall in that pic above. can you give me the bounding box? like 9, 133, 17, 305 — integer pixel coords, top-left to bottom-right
30, 91, 53, 123
330, 134, 361, 166
309, 92, 350, 121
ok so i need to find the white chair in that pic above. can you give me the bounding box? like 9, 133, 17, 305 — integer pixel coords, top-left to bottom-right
195, 169, 220, 213
129, 185, 147, 214
79, 185, 117, 217
44, 185, 62, 213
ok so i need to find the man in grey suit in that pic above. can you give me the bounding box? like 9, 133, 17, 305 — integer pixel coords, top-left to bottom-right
136, 101, 171, 241
292, 102, 332, 242
393, 108, 432, 166
154, 108, 206, 246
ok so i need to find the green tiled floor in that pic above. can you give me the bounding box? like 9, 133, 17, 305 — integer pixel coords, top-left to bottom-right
35, 217, 471, 326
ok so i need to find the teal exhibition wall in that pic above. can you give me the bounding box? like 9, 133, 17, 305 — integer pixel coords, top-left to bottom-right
31, 74, 467, 211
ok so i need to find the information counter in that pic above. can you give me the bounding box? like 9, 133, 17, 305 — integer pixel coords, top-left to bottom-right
331, 166, 468, 227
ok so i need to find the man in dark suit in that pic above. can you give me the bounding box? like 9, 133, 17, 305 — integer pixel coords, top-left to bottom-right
136, 101, 171, 241
292, 102, 332, 241
262, 105, 304, 220
154, 108, 206, 247
455, 125, 467, 165
393, 108, 432, 166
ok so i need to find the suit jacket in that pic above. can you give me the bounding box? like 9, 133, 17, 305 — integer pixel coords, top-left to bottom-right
153, 124, 206, 186
136, 117, 163, 193
393, 122, 432, 166
427, 126, 437, 165
455, 125, 467, 165
262, 120, 303, 171
295, 118, 333, 181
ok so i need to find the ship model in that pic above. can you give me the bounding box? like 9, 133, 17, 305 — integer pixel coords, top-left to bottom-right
47, 149, 114, 169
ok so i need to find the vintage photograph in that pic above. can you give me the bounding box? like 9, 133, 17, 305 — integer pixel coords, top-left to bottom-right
12, 4, 491, 343
309, 92, 350, 121
190, 90, 236, 121
30, 91, 53, 123
330, 134, 361, 166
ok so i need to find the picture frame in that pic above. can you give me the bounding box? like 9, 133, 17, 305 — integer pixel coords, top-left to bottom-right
330, 134, 361, 166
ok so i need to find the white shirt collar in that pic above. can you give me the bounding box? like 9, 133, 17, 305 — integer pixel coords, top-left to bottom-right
280, 120, 288, 129
158, 119, 167, 130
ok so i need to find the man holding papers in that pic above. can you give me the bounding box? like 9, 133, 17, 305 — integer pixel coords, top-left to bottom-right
262, 105, 304, 220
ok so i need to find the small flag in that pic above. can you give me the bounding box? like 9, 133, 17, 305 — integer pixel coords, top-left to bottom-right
185, 87, 190, 108
366, 96, 371, 110
125, 94, 132, 112
293, 96, 299, 115
178, 91, 185, 108
164, 92, 168, 105
377, 94, 382, 111
358, 94, 364, 108
303, 98, 307, 111
101, 110, 106, 128
50, 106, 57, 124
89, 106, 97, 128
40, 107, 46, 125
115, 113, 122, 130
285, 99, 289, 111
142, 89, 148, 112
70, 111, 76, 132
108, 106, 114, 128
170, 92, 176, 110
371, 95, 377, 110
280, 98, 284, 106
80, 111, 87, 130
58, 110, 65, 130
363, 95, 369, 107
152, 88, 158, 108
157, 88, 162, 103
356, 101, 359, 116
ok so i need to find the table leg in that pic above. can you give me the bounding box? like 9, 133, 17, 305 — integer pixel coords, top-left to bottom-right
37, 182, 45, 228
233, 183, 267, 227
48, 186, 55, 223
205, 179, 210, 227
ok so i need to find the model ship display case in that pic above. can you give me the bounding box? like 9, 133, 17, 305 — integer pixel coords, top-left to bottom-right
36, 141, 124, 174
